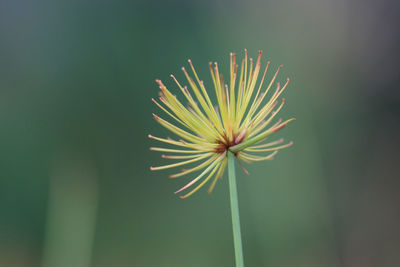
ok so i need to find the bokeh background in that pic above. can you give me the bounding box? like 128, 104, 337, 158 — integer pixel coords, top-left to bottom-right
1, 0, 399, 266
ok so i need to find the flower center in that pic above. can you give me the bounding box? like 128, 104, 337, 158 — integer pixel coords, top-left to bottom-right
214, 129, 247, 154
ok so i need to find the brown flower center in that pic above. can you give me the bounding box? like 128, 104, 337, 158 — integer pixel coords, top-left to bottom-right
214, 129, 246, 154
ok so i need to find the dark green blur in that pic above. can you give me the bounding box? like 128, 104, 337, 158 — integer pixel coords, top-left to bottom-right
1, 0, 399, 266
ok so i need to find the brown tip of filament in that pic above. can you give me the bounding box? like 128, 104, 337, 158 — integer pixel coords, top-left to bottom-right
148, 134, 153, 138
235, 129, 247, 144
237, 158, 250, 175
152, 98, 159, 105
269, 151, 278, 159
152, 113, 159, 120
272, 124, 286, 133
150, 167, 155, 171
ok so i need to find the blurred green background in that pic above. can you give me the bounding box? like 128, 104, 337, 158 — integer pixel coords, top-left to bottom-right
1, 0, 399, 266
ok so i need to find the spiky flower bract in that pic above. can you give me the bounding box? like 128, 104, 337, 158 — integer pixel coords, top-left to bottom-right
149, 50, 295, 199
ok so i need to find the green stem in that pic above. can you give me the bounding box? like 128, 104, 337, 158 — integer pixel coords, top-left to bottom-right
227, 150, 244, 267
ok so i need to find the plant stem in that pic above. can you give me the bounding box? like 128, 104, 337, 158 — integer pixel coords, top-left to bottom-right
227, 150, 244, 267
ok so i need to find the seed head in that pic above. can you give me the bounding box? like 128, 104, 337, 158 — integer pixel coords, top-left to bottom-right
149, 50, 295, 198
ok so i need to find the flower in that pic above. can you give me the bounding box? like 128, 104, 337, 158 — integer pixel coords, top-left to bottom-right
149, 50, 295, 198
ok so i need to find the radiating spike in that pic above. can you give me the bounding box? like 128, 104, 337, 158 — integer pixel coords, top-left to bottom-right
174, 152, 225, 194
150, 153, 212, 171
245, 141, 293, 152
179, 161, 221, 199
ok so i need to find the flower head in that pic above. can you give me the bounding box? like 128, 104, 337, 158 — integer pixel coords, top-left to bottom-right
149, 50, 295, 198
